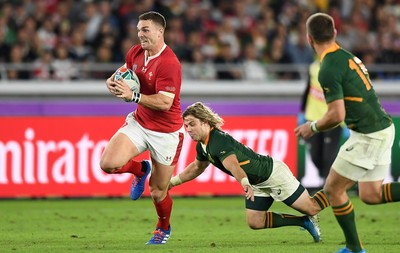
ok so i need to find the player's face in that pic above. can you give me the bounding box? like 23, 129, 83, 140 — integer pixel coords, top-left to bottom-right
137, 20, 163, 51
183, 115, 208, 143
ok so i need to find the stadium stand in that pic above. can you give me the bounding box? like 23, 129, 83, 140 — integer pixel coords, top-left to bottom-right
0, 0, 399, 81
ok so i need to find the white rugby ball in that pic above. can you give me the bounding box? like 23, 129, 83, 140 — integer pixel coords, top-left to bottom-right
114, 67, 141, 93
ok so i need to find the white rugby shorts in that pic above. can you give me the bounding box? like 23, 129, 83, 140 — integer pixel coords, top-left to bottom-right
118, 113, 185, 166
333, 124, 395, 181
252, 158, 301, 202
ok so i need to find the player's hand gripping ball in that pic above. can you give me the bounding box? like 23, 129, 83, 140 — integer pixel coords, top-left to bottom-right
114, 67, 141, 93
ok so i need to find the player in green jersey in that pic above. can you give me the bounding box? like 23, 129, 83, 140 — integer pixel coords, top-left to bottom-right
295, 13, 398, 253
169, 102, 328, 243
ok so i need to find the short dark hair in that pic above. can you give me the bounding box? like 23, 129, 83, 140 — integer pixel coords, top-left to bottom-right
139, 11, 166, 29
306, 13, 335, 43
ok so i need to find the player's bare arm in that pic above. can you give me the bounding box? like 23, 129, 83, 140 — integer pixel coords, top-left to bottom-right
139, 93, 174, 111
169, 160, 209, 189
318, 99, 345, 129
295, 99, 345, 140
222, 154, 254, 201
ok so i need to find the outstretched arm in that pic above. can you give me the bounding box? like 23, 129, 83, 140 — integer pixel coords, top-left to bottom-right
169, 159, 210, 189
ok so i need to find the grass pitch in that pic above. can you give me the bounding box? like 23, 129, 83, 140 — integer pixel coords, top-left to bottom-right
1, 196, 399, 253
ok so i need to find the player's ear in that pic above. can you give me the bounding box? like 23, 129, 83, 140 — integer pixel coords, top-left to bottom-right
307, 34, 312, 45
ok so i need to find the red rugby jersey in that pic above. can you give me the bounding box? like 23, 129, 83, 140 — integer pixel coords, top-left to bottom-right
125, 44, 183, 133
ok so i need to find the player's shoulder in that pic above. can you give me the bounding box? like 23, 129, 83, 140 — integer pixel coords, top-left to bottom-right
210, 129, 232, 144
127, 45, 143, 56
161, 46, 181, 65
323, 47, 352, 65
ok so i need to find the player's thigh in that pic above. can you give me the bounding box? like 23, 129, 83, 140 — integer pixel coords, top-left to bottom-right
101, 132, 140, 167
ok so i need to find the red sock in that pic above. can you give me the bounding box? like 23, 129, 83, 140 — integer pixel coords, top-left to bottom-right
154, 193, 173, 230
112, 159, 145, 177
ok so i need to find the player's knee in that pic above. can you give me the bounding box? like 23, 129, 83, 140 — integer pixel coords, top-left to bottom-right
323, 185, 342, 200
359, 192, 381, 205
99, 159, 116, 174
247, 220, 263, 230
305, 207, 319, 216
246, 217, 264, 230
149, 188, 166, 202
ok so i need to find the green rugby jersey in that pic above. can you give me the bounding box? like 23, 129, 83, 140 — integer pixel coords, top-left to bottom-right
319, 43, 392, 133
196, 128, 273, 185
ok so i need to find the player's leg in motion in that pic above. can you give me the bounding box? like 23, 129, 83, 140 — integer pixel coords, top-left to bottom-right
380, 182, 400, 203
146, 160, 175, 245
99, 131, 151, 200
357, 166, 400, 205
324, 170, 364, 253
129, 160, 151, 200
246, 193, 321, 242
312, 189, 330, 210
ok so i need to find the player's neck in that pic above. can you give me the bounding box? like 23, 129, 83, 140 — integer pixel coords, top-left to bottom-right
315, 41, 335, 58
200, 126, 212, 145
146, 42, 165, 57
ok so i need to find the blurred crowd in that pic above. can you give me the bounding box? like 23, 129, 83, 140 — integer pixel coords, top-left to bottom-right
0, 0, 399, 81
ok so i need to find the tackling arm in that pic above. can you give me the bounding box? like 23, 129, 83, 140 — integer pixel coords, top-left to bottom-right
169, 159, 210, 188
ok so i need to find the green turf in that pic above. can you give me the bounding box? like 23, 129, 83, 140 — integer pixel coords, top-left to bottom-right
1, 196, 399, 253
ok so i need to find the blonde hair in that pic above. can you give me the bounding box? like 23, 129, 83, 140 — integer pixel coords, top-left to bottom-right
183, 102, 224, 130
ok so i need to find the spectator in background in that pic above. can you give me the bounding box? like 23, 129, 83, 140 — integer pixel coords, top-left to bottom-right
267, 36, 293, 80
185, 47, 216, 80
181, 4, 202, 34
164, 16, 187, 60
241, 43, 268, 81
91, 44, 114, 79
201, 32, 219, 61
52, 44, 77, 81
15, 18, 38, 62
217, 17, 241, 59
0, 26, 11, 63
7, 43, 31, 80
214, 42, 242, 80
288, 24, 314, 80
0, 0, 398, 80
82, 1, 102, 45
68, 28, 92, 62
32, 49, 54, 80
37, 17, 57, 51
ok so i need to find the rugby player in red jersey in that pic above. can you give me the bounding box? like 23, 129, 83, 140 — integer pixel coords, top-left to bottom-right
101, 11, 184, 245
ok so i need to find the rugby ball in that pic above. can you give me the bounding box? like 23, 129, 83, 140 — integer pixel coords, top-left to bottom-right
114, 67, 140, 93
